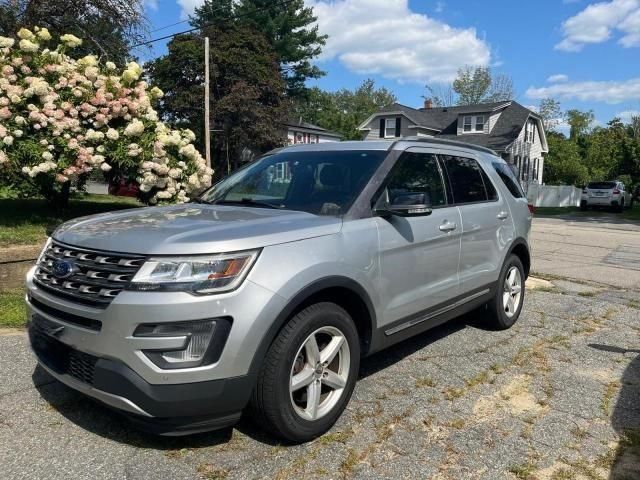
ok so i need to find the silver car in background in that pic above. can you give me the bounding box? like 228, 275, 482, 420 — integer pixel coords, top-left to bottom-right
25, 138, 532, 442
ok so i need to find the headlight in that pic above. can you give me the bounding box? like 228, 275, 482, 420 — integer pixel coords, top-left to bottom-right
128, 250, 259, 294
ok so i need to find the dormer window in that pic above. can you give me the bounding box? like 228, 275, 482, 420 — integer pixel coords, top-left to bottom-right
463, 115, 485, 133
525, 120, 536, 143
385, 118, 397, 138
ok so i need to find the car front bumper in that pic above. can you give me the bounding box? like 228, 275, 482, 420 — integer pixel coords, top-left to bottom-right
25, 264, 286, 433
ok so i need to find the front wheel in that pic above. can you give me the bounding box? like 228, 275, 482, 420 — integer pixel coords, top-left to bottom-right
250, 302, 360, 443
484, 254, 525, 330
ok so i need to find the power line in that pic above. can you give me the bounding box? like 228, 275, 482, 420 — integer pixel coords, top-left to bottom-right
150, 19, 190, 34
132, 0, 297, 48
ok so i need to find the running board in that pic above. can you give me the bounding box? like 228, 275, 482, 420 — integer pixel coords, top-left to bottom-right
384, 288, 491, 336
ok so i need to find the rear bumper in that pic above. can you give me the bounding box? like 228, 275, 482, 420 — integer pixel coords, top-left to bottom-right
29, 316, 254, 435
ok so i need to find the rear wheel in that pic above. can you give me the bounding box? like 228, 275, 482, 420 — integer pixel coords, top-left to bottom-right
484, 254, 525, 330
250, 302, 360, 443
617, 199, 625, 213
580, 201, 588, 211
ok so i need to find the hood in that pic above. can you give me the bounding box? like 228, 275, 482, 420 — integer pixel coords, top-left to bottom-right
53, 204, 343, 255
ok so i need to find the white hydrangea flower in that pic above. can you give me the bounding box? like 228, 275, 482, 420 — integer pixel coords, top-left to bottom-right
17, 28, 35, 41
18, 39, 39, 52
3, 135, 13, 146
106, 128, 119, 140
0, 37, 15, 48
42, 151, 53, 161
36, 28, 52, 41
105, 62, 116, 70
60, 34, 82, 48
100, 162, 112, 172
124, 119, 144, 137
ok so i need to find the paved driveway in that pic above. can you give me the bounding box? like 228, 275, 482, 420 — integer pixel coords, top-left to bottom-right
1, 215, 639, 480
531, 213, 640, 289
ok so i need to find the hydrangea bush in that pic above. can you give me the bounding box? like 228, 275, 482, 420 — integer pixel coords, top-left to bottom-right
0, 27, 213, 205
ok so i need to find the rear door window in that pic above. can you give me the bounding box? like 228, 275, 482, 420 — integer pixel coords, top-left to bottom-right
492, 162, 524, 198
440, 155, 491, 204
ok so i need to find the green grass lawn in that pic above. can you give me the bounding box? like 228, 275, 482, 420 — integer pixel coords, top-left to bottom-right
0, 288, 26, 329
535, 202, 640, 221
0, 193, 140, 247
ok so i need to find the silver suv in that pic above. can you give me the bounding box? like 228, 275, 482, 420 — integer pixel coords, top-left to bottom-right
26, 138, 532, 442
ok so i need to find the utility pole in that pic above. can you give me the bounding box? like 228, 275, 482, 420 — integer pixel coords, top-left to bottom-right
204, 37, 211, 169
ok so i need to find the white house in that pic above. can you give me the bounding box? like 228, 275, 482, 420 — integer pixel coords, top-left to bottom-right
284, 120, 342, 145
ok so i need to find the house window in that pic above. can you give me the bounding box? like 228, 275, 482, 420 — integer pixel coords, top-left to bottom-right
385, 118, 397, 138
462, 115, 486, 133
526, 121, 535, 143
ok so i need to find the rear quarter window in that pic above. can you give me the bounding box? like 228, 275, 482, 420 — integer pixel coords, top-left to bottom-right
491, 162, 524, 199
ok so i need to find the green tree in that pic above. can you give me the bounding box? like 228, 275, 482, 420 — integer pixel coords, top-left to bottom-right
0, 0, 148, 64
193, 0, 326, 96
147, 25, 287, 176
293, 79, 397, 140
538, 98, 563, 132
565, 109, 594, 141
584, 119, 634, 181
426, 66, 514, 106
544, 132, 589, 186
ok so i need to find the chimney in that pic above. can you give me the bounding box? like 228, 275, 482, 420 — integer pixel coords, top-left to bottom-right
424, 98, 433, 109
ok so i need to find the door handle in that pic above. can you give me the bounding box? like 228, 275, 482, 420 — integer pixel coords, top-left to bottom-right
497, 211, 509, 220
439, 221, 457, 232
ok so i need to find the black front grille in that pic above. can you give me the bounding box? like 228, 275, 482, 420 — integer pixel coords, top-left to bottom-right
30, 297, 102, 331
29, 315, 99, 385
33, 241, 145, 308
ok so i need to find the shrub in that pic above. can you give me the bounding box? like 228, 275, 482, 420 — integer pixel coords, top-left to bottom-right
0, 27, 213, 206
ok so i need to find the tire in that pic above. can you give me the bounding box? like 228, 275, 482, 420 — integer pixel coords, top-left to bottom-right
484, 254, 525, 330
580, 202, 588, 211
617, 199, 624, 213
250, 302, 360, 443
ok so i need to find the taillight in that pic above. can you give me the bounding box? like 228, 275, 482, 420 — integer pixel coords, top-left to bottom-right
613, 189, 620, 194
528, 203, 535, 214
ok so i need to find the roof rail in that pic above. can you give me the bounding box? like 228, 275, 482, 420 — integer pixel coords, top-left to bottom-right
393, 136, 498, 156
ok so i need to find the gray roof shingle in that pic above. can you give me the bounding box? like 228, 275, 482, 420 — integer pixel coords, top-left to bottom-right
373, 100, 537, 151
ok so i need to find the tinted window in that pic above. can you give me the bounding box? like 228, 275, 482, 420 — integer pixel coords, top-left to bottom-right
587, 182, 616, 190
441, 155, 489, 204
201, 150, 386, 216
492, 162, 524, 198
382, 152, 446, 208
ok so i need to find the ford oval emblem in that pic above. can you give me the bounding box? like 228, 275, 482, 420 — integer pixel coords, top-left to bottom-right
51, 259, 78, 279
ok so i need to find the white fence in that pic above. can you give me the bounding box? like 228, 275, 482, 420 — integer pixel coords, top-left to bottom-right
526, 184, 582, 207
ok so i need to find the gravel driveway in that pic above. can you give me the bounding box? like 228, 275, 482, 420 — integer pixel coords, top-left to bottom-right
1, 216, 638, 480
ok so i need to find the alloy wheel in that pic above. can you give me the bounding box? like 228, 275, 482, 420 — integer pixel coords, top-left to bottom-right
503, 266, 522, 318
289, 326, 350, 421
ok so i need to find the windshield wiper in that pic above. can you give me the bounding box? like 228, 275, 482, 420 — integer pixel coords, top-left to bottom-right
216, 198, 283, 209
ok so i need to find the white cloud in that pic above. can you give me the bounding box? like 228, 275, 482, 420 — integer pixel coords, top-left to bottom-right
308, 0, 491, 83
617, 109, 640, 122
547, 74, 569, 83
556, 0, 640, 51
173, 0, 490, 83
526, 77, 640, 103
177, 0, 203, 19
145, 0, 159, 10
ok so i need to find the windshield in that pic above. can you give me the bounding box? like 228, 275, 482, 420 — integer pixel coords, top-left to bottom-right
200, 150, 387, 216
587, 182, 616, 190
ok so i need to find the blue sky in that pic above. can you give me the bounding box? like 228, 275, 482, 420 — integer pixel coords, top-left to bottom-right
142, 0, 640, 129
